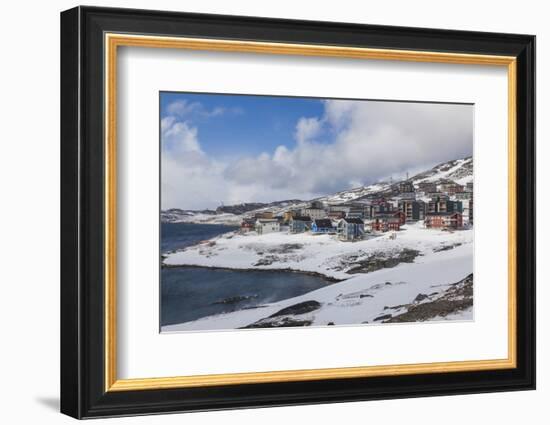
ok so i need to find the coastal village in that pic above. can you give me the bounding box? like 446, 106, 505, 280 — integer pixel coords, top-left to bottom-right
162, 157, 475, 331
241, 179, 473, 241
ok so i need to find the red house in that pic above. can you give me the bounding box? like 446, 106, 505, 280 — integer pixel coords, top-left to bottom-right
393, 210, 406, 225
424, 212, 463, 229
371, 214, 401, 232
240, 218, 256, 232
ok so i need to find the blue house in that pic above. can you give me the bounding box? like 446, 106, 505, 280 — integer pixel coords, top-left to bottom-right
311, 219, 335, 234
289, 216, 311, 234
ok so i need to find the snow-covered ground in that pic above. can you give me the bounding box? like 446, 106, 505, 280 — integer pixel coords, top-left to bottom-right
163, 223, 473, 331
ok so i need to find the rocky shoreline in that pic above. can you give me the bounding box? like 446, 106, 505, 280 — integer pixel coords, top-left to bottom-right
232, 273, 473, 329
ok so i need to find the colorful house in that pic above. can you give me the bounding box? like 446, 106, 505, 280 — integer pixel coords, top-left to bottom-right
289, 216, 311, 234
439, 182, 464, 194
255, 219, 280, 234
254, 211, 274, 219
370, 214, 401, 232
302, 207, 326, 220
240, 218, 256, 233
337, 218, 365, 241
424, 212, 463, 229
427, 198, 462, 214
393, 210, 406, 225
417, 182, 437, 193
283, 210, 298, 223
399, 200, 425, 222
347, 205, 368, 219
311, 219, 334, 234
368, 199, 394, 218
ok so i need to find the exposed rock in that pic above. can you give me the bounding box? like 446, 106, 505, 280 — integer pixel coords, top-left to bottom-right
414, 293, 429, 302
239, 300, 322, 329
266, 244, 303, 254
434, 243, 462, 253
386, 274, 473, 323
346, 249, 421, 274
253, 245, 304, 266
241, 317, 313, 329
384, 304, 407, 310
373, 314, 393, 322
254, 256, 278, 266
269, 300, 321, 318
211, 295, 257, 305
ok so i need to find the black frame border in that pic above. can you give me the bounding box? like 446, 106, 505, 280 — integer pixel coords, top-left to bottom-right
60, 6, 535, 419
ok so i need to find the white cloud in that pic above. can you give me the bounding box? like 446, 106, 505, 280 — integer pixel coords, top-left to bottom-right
162, 119, 201, 154
295, 117, 322, 144
166, 99, 203, 117
165, 99, 243, 121
162, 99, 473, 209
224, 100, 473, 196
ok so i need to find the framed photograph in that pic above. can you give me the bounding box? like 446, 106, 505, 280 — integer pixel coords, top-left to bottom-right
60, 6, 535, 419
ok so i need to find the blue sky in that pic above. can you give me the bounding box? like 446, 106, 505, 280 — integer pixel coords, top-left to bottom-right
160, 92, 473, 210
160, 92, 326, 158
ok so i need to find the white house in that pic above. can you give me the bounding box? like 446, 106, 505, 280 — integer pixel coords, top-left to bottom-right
302, 208, 326, 220
458, 199, 472, 226
337, 217, 365, 241
255, 219, 280, 234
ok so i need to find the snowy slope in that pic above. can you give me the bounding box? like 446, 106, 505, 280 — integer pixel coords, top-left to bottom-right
164, 223, 471, 279
316, 183, 392, 204
163, 224, 473, 331
411, 156, 473, 186
164, 242, 472, 331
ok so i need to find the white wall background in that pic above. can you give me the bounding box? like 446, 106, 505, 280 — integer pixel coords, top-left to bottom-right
0, 0, 545, 423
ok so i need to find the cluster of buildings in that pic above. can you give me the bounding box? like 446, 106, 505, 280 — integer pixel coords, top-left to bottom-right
240, 179, 473, 242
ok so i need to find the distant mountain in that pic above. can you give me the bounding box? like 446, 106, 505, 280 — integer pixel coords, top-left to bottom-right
161, 208, 216, 223
161, 156, 473, 223
215, 199, 305, 215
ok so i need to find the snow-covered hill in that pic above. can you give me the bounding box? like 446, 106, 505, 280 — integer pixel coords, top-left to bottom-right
163, 223, 473, 331
411, 156, 473, 186
318, 156, 473, 204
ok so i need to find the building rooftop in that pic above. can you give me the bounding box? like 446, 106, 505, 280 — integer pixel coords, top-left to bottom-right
313, 219, 333, 228
425, 212, 460, 216
375, 214, 401, 220
343, 217, 364, 224
291, 216, 311, 222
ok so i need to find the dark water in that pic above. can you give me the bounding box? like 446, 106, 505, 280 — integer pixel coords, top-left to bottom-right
161, 222, 332, 327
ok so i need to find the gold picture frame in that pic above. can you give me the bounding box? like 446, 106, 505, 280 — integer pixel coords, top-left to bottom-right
104, 33, 517, 392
